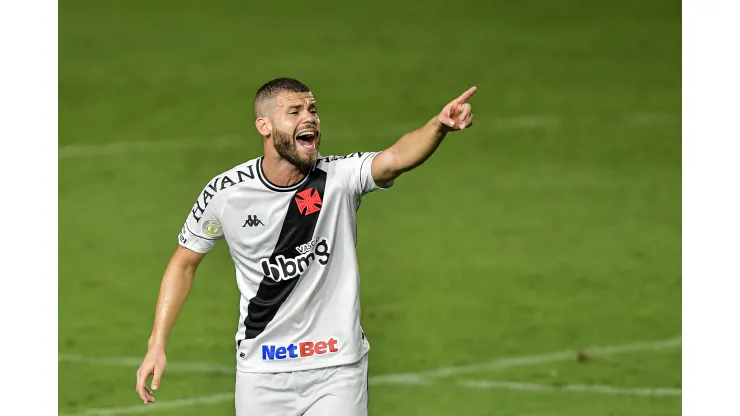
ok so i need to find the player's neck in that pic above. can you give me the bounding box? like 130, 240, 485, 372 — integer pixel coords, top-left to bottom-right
261, 155, 308, 187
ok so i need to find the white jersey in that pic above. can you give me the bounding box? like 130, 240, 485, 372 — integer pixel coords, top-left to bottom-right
177, 152, 392, 373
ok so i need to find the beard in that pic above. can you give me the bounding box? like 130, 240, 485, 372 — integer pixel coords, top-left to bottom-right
273, 127, 318, 171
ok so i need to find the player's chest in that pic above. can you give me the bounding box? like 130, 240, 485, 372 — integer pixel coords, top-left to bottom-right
220, 184, 350, 255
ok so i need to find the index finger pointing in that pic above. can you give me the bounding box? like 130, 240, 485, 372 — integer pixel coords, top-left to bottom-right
454, 86, 477, 104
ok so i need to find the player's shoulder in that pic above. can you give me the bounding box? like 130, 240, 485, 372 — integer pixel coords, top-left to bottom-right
219, 156, 262, 183
316, 151, 377, 171
195, 156, 262, 195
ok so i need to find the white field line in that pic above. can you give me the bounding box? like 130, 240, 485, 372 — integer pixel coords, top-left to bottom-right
58, 136, 245, 158
59, 381, 681, 416
59, 393, 235, 416
457, 379, 681, 397
59, 336, 681, 416
59, 354, 233, 373
369, 337, 682, 385
57, 112, 677, 159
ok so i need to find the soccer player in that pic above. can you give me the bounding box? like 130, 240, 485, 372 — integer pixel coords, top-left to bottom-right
135, 78, 475, 415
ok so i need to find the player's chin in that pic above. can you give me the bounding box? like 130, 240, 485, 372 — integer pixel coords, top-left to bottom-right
292, 142, 318, 165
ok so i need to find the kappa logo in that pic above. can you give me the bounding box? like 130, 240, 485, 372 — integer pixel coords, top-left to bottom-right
295, 188, 322, 215
242, 215, 265, 227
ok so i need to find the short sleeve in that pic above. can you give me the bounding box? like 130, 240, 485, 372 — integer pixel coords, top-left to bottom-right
178, 178, 225, 254
350, 151, 394, 196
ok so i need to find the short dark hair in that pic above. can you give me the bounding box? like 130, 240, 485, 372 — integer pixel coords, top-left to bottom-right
255, 77, 310, 104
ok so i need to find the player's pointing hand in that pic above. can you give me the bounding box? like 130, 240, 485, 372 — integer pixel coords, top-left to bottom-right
437, 86, 477, 131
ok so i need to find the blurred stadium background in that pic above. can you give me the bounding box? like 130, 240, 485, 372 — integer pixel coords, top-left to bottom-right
59, 0, 681, 415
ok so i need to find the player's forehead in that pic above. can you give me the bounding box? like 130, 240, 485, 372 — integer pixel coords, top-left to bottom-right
274, 91, 316, 108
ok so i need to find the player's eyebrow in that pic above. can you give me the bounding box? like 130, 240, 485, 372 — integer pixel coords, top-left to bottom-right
286, 102, 316, 111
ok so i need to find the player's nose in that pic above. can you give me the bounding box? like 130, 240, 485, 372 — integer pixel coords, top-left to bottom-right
302, 114, 318, 126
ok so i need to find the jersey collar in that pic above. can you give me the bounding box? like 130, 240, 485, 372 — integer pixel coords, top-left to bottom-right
256, 157, 314, 192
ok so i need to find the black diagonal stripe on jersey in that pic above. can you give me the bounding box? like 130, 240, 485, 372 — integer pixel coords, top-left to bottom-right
239, 167, 328, 345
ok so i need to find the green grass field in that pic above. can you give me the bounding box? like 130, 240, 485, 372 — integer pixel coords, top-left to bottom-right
59, 0, 681, 414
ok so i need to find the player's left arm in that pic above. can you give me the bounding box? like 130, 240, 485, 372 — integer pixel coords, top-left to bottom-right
371, 86, 477, 187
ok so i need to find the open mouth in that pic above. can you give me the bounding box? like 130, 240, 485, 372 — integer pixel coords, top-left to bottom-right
295, 130, 319, 150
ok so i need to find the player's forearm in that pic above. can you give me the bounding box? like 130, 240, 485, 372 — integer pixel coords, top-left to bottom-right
385, 117, 447, 173
147, 259, 198, 350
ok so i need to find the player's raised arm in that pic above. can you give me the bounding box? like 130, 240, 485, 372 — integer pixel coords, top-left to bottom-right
371, 86, 476, 187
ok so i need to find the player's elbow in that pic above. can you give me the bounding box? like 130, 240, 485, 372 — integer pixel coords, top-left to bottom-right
372, 148, 405, 186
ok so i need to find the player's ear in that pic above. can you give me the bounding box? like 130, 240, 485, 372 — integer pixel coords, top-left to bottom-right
255, 117, 272, 137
